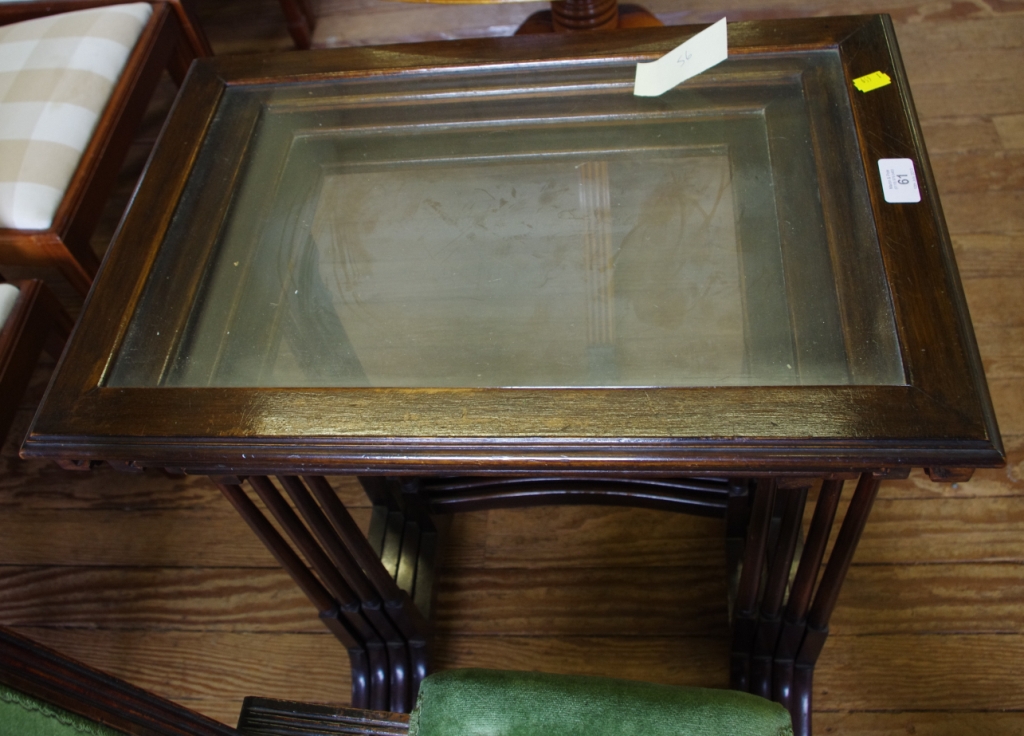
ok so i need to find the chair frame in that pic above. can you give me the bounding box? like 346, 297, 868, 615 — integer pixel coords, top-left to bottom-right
0, 278, 72, 448
0, 0, 211, 295
0, 625, 239, 736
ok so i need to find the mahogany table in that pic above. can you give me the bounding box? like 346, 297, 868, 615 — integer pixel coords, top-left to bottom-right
23, 16, 1003, 736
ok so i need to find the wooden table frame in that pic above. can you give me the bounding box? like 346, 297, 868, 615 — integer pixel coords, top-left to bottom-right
22, 16, 1003, 736
212, 471, 882, 736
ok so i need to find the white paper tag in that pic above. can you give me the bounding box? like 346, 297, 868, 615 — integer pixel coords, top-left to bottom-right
877, 158, 921, 203
634, 18, 728, 98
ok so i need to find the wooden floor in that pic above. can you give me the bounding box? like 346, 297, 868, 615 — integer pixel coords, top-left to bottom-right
2, 0, 1023, 733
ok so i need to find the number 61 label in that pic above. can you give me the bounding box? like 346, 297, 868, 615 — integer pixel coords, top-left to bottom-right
878, 158, 921, 203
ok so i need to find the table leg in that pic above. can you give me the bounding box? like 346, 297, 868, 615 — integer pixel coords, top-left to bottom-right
311, 476, 436, 706
751, 484, 809, 700
277, 476, 412, 712
215, 482, 371, 708
792, 473, 881, 736
730, 479, 777, 693
220, 470, 874, 728
215, 475, 439, 712
246, 477, 395, 710
730, 473, 880, 736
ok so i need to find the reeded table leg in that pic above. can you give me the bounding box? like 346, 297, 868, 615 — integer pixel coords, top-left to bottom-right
218, 471, 878, 732
216, 481, 372, 708
214, 476, 438, 712
729, 473, 882, 736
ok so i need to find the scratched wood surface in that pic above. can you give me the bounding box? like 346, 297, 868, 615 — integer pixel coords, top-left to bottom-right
1, 0, 1023, 732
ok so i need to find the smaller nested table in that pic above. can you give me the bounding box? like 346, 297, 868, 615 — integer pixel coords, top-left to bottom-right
23, 16, 1002, 736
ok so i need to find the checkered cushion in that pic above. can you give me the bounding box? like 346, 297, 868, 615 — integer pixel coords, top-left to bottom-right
0, 282, 19, 329
0, 3, 152, 230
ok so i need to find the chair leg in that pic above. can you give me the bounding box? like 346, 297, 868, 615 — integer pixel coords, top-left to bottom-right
0, 279, 72, 446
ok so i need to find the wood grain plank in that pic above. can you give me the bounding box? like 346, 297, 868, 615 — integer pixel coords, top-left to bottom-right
829, 563, 1024, 635
953, 235, 1024, 280
0, 564, 727, 637
815, 634, 1024, 711
8, 627, 351, 727
0, 566, 318, 632
0, 476, 375, 579
962, 277, 1024, 328
0, 463, 224, 512
0, 498, 373, 567
942, 192, 1024, 234
920, 117, 1003, 155
994, 113, 1024, 148
478, 506, 726, 568
931, 150, 1024, 193
462, 494, 1024, 569
902, 48, 1024, 85
913, 79, 1024, 119
437, 510, 488, 568
976, 326, 1024, 379
813, 711, 1024, 735
988, 377, 1024, 436
8, 488, 1024, 568
854, 495, 1024, 564
433, 566, 729, 636
313, 0, 547, 47
892, 14, 1024, 53
197, 0, 294, 55
433, 633, 731, 689
0, 507, 276, 567
3, 560, 1021, 640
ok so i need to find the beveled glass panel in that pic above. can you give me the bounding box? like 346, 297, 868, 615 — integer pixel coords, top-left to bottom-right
108, 50, 904, 388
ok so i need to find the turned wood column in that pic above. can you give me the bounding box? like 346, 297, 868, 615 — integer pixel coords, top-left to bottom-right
551, 0, 618, 31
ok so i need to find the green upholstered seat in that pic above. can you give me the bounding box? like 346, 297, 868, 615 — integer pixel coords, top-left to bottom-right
0, 683, 124, 736
409, 670, 793, 736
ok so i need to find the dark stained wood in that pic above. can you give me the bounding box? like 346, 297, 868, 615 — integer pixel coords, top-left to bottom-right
7, 560, 1023, 638
0, 280, 71, 447
751, 485, 808, 699
249, 475, 420, 713
7, 482, 1024, 569
216, 481, 375, 709
20, 17, 1002, 479
729, 479, 775, 691
246, 471, 885, 732
5, 626, 358, 724
238, 697, 409, 736
420, 476, 731, 516
0, 625, 237, 736
813, 712, 1024, 735
806, 475, 881, 634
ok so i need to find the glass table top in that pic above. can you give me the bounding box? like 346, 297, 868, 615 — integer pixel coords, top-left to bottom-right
108, 48, 903, 389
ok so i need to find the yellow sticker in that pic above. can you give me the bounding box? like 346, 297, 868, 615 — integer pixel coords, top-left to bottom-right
853, 71, 892, 93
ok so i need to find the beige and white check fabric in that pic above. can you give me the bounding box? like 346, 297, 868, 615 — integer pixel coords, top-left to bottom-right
0, 3, 152, 230
0, 281, 18, 327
